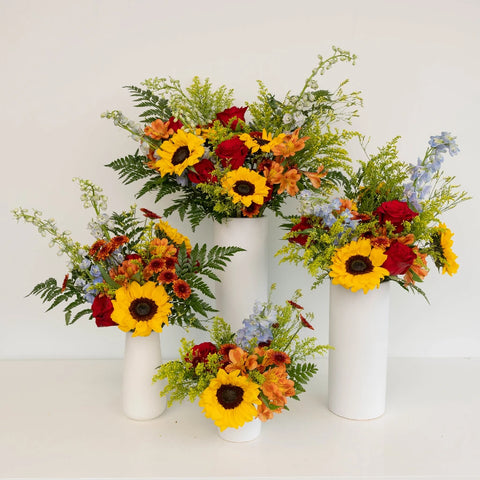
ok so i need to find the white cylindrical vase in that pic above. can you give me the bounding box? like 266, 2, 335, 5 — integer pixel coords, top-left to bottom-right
213, 217, 269, 331
328, 281, 391, 420
218, 418, 262, 442
122, 331, 166, 421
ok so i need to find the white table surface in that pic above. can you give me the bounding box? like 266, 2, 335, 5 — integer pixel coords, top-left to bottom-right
1, 358, 479, 480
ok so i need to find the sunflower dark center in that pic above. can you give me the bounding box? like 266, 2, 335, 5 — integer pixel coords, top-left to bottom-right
255, 138, 269, 146
129, 297, 158, 321
233, 180, 255, 196
346, 255, 373, 275
216, 384, 244, 409
171, 146, 190, 165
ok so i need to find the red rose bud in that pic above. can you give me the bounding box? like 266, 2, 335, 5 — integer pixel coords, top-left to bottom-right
91, 295, 117, 327
373, 200, 418, 234
216, 106, 248, 130
215, 136, 249, 169
382, 241, 417, 275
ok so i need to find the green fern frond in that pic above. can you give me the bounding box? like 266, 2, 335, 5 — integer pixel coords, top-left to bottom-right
106, 154, 154, 185
125, 85, 172, 122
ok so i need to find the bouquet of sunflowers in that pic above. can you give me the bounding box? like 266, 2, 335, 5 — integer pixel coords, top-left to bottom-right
154, 288, 329, 431
103, 47, 361, 229
277, 132, 470, 296
12, 179, 241, 333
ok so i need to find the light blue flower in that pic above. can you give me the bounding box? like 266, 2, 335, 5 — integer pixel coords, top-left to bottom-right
74, 278, 87, 288
235, 302, 277, 349
84, 291, 97, 303
111, 249, 124, 264
79, 258, 91, 270
176, 173, 189, 187
90, 265, 102, 278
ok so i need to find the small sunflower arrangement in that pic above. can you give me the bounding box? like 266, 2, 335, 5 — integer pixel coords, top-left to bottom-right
277, 132, 470, 296
103, 47, 362, 229
12, 179, 242, 333
154, 288, 330, 431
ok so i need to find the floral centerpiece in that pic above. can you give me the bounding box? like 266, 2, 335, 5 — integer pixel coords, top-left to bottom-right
154, 288, 329, 432
277, 132, 470, 296
12, 178, 241, 332
102, 47, 361, 229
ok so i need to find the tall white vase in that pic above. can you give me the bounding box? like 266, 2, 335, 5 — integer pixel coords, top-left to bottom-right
122, 332, 166, 421
213, 217, 269, 331
328, 281, 391, 420
218, 418, 262, 442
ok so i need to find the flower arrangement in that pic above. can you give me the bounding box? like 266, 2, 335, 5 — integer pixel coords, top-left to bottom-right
154, 288, 329, 431
12, 179, 241, 333
277, 133, 470, 296
103, 47, 362, 229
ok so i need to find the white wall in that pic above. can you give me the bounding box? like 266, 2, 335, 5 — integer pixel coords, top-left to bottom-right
1, 0, 479, 359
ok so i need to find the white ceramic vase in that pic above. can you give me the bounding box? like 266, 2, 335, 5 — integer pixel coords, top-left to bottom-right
122, 331, 166, 421
328, 281, 391, 420
213, 217, 269, 331
218, 418, 262, 442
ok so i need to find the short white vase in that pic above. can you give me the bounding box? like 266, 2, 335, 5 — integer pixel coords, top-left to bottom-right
213, 217, 269, 331
328, 281, 391, 420
122, 331, 166, 421
217, 418, 262, 442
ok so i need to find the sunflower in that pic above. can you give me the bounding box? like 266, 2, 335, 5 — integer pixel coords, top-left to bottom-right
222, 167, 269, 207
329, 238, 390, 294
111, 281, 172, 337
438, 223, 459, 275
198, 369, 261, 431
239, 129, 285, 153
154, 130, 205, 177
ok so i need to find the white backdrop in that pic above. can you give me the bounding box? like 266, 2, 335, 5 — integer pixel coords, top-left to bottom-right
1, 0, 478, 359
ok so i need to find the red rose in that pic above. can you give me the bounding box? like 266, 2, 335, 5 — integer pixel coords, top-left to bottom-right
288, 216, 313, 246
187, 158, 217, 184
167, 116, 183, 132
382, 241, 417, 275
215, 136, 249, 169
374, 200, 418, 233
188, 342, 218, 367
216, 106, 248, 130
91, 295, 116, 327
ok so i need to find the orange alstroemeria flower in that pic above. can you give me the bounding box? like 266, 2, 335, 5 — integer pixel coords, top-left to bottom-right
144, 119, 174, 140
404, 249, 429, 285
397, 234, 415, 246
303, 165, 327, 189
149, 238, 177, 258
261, 364, 295, 407
271, 128, 309, 158
257, 402, 275, 422
277, 168, 301, 196
337, 198, 357, 213
225, 347, 258, 374
262, 161, 284, 185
